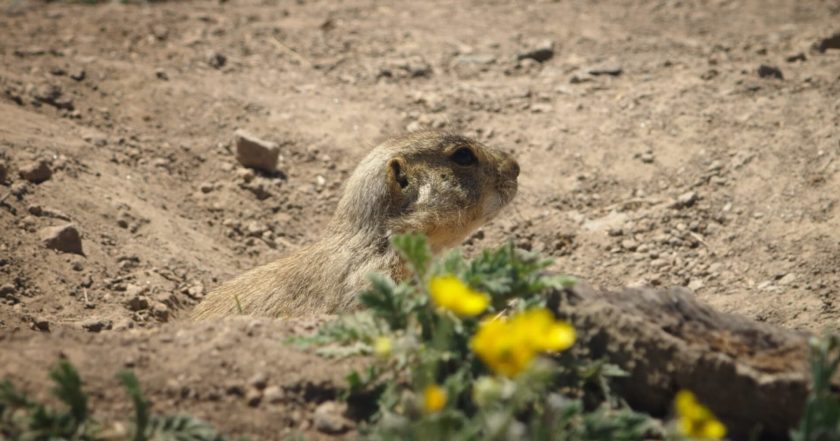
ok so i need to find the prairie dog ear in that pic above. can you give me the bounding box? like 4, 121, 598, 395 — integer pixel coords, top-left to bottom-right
387, 157, 409, 192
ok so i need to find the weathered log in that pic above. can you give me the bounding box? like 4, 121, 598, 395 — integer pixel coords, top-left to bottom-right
553, 283, 811, 440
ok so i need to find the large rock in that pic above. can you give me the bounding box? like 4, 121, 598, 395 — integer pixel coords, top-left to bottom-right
234, 130, 279, 173
39, 224, 83, 255
19, 159, 52, 184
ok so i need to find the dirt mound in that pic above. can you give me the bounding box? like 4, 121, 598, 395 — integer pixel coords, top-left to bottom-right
1, 0, 839, 437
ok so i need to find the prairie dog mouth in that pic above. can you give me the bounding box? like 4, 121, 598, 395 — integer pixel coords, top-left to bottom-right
481, 190, 510, 221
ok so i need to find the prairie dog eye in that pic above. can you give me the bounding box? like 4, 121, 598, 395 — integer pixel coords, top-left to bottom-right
450, 147, 478, 166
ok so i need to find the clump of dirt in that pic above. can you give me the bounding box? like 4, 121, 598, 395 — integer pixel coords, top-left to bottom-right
1, 0, 839, 437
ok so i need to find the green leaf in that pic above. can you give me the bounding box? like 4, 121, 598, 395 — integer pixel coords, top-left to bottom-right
147, 415, 228, 441
391, 233, 432, 279
49, 359, 88, 427
117, 370, 150, 441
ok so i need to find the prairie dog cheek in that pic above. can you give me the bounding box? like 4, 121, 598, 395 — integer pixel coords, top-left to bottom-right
481, 191, 503, 219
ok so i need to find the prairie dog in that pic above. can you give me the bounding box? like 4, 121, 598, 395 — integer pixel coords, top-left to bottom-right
192, 130, 519, 319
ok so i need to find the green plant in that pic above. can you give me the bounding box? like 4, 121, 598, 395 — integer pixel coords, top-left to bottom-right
302, 233, 657, 440
0, 360, 236, 441
791, 335, 840, 441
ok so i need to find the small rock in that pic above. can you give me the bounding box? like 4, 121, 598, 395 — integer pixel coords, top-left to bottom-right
32, 318, 50, 332
0, 284, 16, 298
815, 32, 840, 53
0, 160, 7, 182
19, 159, 52, 183
39, 224, 84, 255
69, 68, 86, 81
639, 152, 654, 163
454, 53, 497, 66
152, 301, 170, 321
263, 385, 284, 404
186, 283, 205, 299
688, 279, 704, 291
50, 66, 66, 76
757, 280, 774, 291
125, 295, 149, 312
248, 372, 268, 390
517, 40, 554, 63
81, 319, 112, 332
588, 63, 623, 76
620, 239, 638, 251
225, 382, 245, 396
207, 51, 227, 69
569, 73, 594, 84
155, 68, 169, 80
313, 401, 351, 434
199, 182, 214, 193
11, 181, 29, 197
785, 52, 806, 63
757, 64, 783, 79
670, 191, 699, 209
234, 130, 279, 173
245, 389, 262, 407
27, 204, 44, 216
778, 273, 797, 286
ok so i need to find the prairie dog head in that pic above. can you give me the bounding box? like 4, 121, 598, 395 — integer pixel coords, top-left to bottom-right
332, 131, 518, 253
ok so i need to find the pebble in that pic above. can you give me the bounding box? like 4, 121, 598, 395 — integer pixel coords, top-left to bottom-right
757, 64, 783, 80
0, 284, 16, 298
152, 301, 170, 321
245, 389, 262, 407
81, 319, 112, 332
587, 62, 623, 76
785, 52, 806, 63
199, 182, 214, 193
313, 401, 351, 434
31, 317, 50, 332
248, 372, 268, 390
207, 51, 227, 69
621, 239, 638, 251
517, 40, 554, 63
234, 130, 279, 173
19, 159, 52, 183
670, 191, 698, 209
778, 273, 797, 286
815, 31, 840, 53
263, 385, 284, 404
69, 68, 86, 81
125, 295, 150, 312
39, 224, 84, 255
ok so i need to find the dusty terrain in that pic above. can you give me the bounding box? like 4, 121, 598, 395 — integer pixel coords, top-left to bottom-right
1, 0, 839, 438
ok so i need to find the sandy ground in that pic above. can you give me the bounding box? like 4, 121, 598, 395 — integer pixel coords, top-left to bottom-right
1, 0, 839, 438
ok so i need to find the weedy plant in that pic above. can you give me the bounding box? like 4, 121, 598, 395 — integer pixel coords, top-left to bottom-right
0, 360, 234, 441
299, 233, 673, 441
791, 335, 840, 441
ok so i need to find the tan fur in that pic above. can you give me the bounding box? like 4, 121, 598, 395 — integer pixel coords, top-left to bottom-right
191, 130, 519, 319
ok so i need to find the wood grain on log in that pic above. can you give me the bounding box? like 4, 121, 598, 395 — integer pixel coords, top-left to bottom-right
553, 283, 810, 440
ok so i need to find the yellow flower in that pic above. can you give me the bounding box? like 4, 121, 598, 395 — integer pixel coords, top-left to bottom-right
471, 317, 536, 377
511, 308, 576, 352
674, 390, 727, 440
423, 384, 447, 413
470, 308, 575, 377
373, 336, 392, 358
428, 275, 489, 317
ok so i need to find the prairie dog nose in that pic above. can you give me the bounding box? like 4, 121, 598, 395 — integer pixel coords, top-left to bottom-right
501, 157, 520, 180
